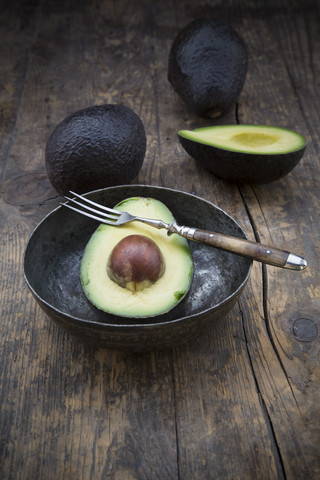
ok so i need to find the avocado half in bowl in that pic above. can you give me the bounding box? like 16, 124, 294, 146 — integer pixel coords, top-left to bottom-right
178, 125, 307, 184
23, 185, 252, 352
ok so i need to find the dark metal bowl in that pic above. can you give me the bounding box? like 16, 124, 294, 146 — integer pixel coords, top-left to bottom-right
23, 185, 252, 352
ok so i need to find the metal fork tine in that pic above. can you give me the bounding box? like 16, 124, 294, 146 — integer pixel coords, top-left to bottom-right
64, 195, 119, 221
62, 203, 117, 225
69, 191, 122, 214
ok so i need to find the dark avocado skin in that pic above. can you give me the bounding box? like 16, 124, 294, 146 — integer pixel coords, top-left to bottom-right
178, 135, 306, 184
45, 104, 146, 195
168, 18, 248, 118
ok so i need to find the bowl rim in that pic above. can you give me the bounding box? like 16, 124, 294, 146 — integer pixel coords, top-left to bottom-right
23, 184, 252, 329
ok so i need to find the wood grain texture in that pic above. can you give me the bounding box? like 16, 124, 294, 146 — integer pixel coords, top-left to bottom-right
0, 0, 319, 479
237, 4, 320, 477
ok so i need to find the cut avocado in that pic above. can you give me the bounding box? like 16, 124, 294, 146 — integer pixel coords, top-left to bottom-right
168, 17, 248, 118
80, 197, 194, 318
178, 125, 307, 184
45, 104, 146, 195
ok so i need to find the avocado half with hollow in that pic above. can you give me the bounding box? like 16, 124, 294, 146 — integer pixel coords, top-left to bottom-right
178, 125, 307, 184
80, 197, 194, 318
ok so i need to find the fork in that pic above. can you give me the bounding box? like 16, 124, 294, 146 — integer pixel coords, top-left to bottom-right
62, 191, 307, 271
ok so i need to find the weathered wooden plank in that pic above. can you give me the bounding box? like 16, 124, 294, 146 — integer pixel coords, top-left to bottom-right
236, 3, 320, 478
160, 4, 286, 479
0, 1, 180, 478
152, 1, 320, 478
0, 0, 40, 192
0, 0, 319, 479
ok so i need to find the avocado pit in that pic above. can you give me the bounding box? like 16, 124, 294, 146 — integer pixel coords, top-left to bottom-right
107, 234, 165, 292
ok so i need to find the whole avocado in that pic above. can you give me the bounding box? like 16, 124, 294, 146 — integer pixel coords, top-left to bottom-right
168, 18, 248, 118
45, 104, 146, 195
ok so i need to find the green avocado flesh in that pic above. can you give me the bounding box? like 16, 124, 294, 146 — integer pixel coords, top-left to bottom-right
178, 125, 306, 155
80, 197, 194, 318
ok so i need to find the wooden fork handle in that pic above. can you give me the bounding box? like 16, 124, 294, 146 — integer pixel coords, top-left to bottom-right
191, 229, 307, 270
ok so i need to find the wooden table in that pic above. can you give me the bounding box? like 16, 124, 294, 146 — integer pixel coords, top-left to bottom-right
1, 0, 319, 478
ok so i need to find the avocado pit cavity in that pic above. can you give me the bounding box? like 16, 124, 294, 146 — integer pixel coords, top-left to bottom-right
107, 234, 165, 291
231, 132, 278, 148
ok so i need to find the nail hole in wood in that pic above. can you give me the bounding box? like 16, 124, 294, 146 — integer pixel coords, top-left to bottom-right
293, 318, 318, 342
